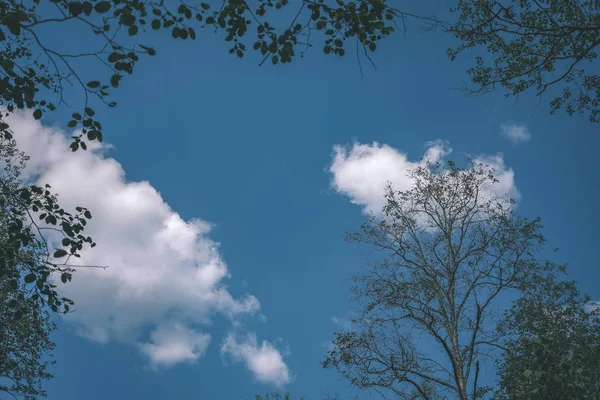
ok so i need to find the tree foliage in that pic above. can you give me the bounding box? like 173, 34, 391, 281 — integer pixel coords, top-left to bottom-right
494, 279, 600, 400
0, 267, 56, 400
323, 160, 565, 400
0, 135, 95, 314
251, 393, 340, 400
0, 148, 58, 399
448, 0, 600, 122
0, 0, 410, 150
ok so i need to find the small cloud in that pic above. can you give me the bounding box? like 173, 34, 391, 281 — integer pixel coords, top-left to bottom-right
500, 124, 531, 144
140, 322, 211, 368
221, 333, 292, 386
327, 140, 451, 214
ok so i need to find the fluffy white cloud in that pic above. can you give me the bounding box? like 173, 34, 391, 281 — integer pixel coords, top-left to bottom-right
7, 112, 290, 379
329, 140, 451, 214
140, 322, 211, 368
500, 124, 531, 144
328, 141, 519, 215
221, 333, 292, 386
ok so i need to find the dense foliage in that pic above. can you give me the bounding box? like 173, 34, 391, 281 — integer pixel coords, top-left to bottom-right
0, 136, 94, 314
494, 279, 600, 399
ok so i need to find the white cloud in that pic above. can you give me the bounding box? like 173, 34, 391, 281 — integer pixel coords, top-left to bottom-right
221, 333, 292, 386
140, 322, 211, 368
328, 140, 451, 214
500, 124, 531, 144
472, 154, 521, 202
327, 141, 519, 215
6, 112, 290, 379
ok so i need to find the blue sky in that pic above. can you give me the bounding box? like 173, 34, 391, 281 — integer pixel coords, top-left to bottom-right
7, 2, 600, 399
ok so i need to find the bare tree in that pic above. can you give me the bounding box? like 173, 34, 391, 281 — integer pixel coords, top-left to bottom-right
323, 160, 564, 400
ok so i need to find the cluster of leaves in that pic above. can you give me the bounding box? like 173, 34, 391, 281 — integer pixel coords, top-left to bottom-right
494, 279, 600, 399
447, 0, 600, 122
0, 263, 56, 400
253, 394, 295, 400
310, 0, 396, 60
0, 0, 407, 151
0, 133, 95, 316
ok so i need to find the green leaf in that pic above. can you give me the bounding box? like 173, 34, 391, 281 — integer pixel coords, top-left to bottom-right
53, 249, 68, 258
24, 273, 36, 283
84, 107, 95, 116
128, 25, 138, 36
201, 3, 210, 10
33, 109, 42, 120
94, 1, 111, 13
72, 113, 82, 120
1, 13, 22, 35
110, 74, 121, 88
188, 28, 196, 40
67, 120, 77, 128
108, 52, 122, 63
120, 14, 135, 26
69, 1, 83, 16
87, 80, 100, 88
83, 1, 93, 15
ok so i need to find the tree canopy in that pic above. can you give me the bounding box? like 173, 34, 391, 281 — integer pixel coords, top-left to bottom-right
0, 134, 95, 314
0, 142, 58, 399
0, 268, 56, 400
494, 279, 600, 399
448, 0, 600, 122
0, 0, 407, 150
323, 160, 567, 400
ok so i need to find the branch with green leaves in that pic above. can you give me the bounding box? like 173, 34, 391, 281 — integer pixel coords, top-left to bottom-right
447, 0, 600, 122
0, 0, 430, 150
